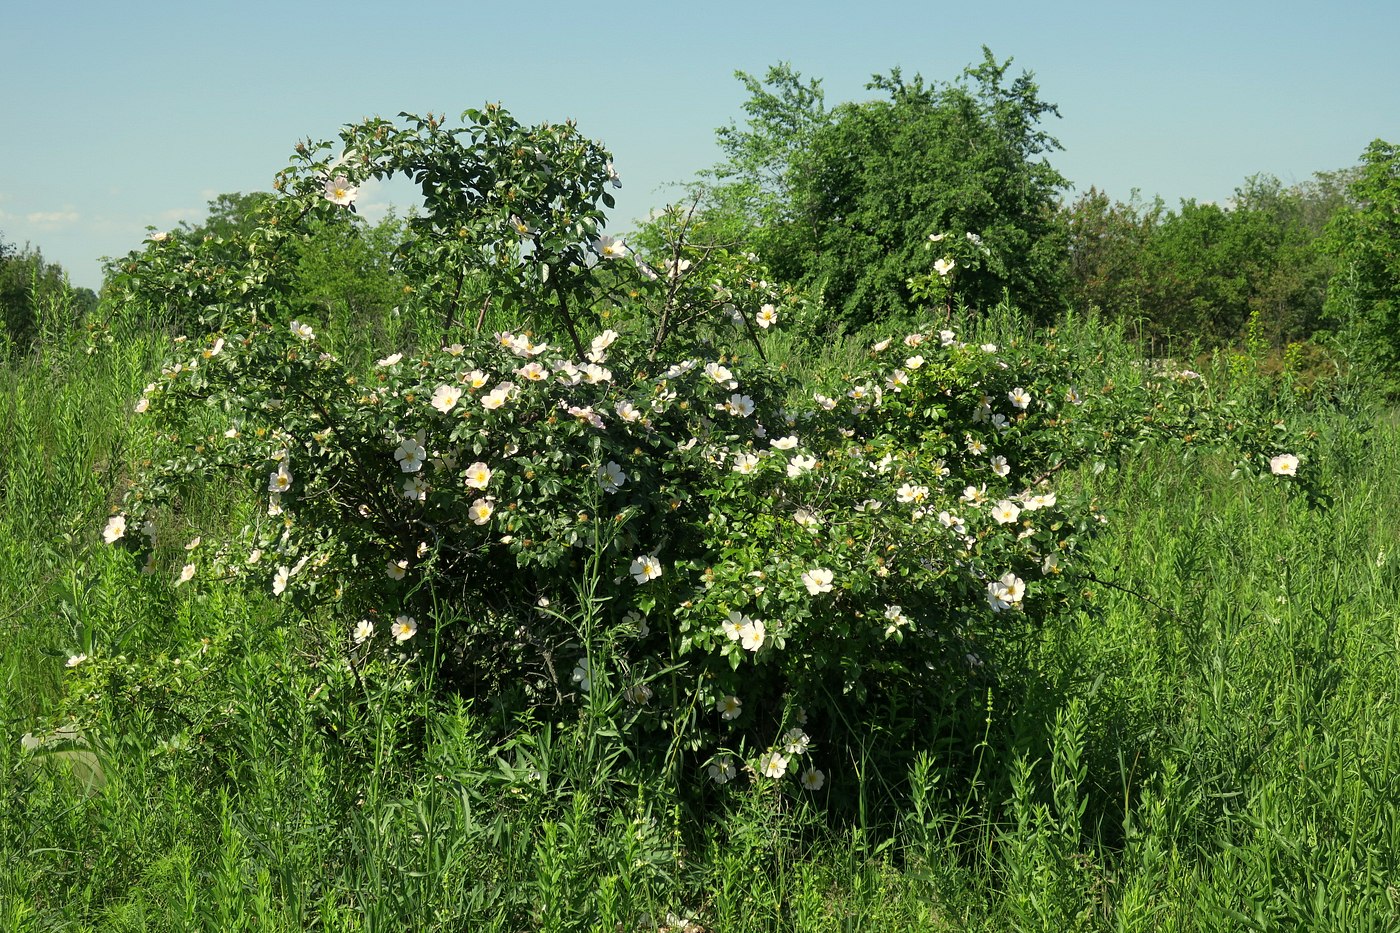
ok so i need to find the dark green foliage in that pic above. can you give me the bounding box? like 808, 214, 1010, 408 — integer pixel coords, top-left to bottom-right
176, 191, 277, 248
696, 63, 827, 249
694, 51, 1071, 329
0, 238, 97, 358
104, 191, 413, 344
1324, 139, 1400, 392
1062, 174, 1340, 354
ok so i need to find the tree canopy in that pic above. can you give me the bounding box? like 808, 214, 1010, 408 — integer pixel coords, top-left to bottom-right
0, 236, 97, 358
1324, 139, 1400, 390
694, 50, 1071, 328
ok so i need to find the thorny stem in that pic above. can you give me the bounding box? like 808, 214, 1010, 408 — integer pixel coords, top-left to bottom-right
550, 270, 586, 359
649, 200, 700, 361
474, 294, 492, 334
444, 264, 466, 332
1077, 570, 1178, 618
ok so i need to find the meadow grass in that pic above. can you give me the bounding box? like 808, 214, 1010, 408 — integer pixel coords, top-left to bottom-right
2, 308, 1397, 931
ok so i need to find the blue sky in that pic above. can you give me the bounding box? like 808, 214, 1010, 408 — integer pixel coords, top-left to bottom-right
2, 0, 1396, 291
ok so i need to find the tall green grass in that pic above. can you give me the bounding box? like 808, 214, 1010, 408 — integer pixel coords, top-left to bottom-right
2, 305, 1397, 930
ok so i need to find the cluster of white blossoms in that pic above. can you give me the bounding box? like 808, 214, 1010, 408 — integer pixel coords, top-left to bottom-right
124, 316, 1073, 631
271, 555, 310, 596
719, 393, 756, 418
749, 727, 823, 790
588, 329, 618, 362
986, 572, 1026, 612
122, 298, 1097, 762
494, 330, 550, 359
897, 483, 930, 505
671, 323, 1079, 699
721, 610, 766, 652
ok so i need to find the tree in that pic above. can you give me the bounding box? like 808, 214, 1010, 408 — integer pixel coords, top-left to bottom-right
0, 239, 95, 357
292, 208, 414, 349
1061, 187, 1162, 331
1061, 175, 1340, 353
1324, 139, 1400, 389
108, 190, 412, 341
697, 50, 1071, 329
1231, 174, 1333, 346
694, 63, 827, 249
176, 191, 278, 245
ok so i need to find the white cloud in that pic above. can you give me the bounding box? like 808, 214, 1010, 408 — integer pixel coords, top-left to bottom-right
25, 210, 80, 229
158, 207, 202, 223
353, 175, 423, 226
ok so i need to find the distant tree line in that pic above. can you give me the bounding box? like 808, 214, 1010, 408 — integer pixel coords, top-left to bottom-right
682, 51, 1400, 383
1060, 172, 1347, 355
9, 51, 1400, 390
0, 235, 97, 358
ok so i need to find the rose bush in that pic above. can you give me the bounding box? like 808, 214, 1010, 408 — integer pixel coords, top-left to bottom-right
102, 107, 1315, 795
